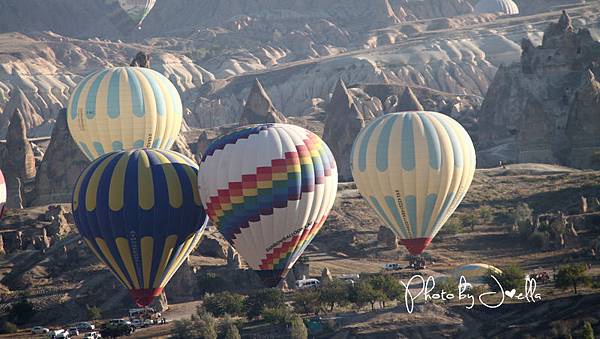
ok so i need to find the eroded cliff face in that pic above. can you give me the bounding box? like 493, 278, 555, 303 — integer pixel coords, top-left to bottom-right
478, 11, 600, 169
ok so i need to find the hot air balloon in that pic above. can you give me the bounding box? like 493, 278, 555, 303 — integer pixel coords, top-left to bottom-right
198, 124, 338, 287
452, 263, 502, 283
118, 0, 157, 28
72, 149, 207, 307
0, 170, 6, 219
351, 111, 476, 255
67, 67, 182, 160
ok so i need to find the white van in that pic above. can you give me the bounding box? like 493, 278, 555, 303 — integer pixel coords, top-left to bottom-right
295, 278, 320, 289
383, 263, 403, 271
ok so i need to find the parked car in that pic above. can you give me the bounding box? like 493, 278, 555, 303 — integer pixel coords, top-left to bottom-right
67, 327, 79, 336
108, 319, 132, 327
55, 330, 70, 339
32, 326, 50, 334
47, 329, 65, 338
383, 263, 403, 271
131, 318, 144, 328
76, 322, 95, 331
82, 332, 101, 339
143, 318, 155, 327
295, 278, 320, 289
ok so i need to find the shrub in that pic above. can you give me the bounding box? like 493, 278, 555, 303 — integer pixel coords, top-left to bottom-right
195, 310, 217, 339
261, 307, 293, 326
245, 288, 285, 319
0, 321, 17, 334
528, 231, 549, 250
348, 281, 384, 311
488, 265, 524, 292
462, 214, 479, 231
366, 274, 405, 307
289, 314, 308, 339
203, 292, 246, 317
583, 321, 594, 339
197, 272, 227, 295
440, 217, 463, 235
8, 297, 36, 325
221, 314, 241, 339
318, 280, 350, 312
478, 205, 494, 224
555, 264, 591, 294
511, 203, 533, 225
170, 319, 196, 339
86, 305, 102, 323
433, 278, 459, 296
292, 289, 321, 314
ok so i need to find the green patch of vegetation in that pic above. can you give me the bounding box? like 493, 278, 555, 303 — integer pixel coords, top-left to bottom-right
203, 292, 246, 317
555, 264, 591, 294
439, 217, 463, 235
487, 264, 525, 292
245, 288, 285, 319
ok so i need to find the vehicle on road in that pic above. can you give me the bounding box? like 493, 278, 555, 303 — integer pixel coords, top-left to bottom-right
383, 263, 403, 271
67, 327, 79, 336
108, 319, 132, 327
75, 322, 95, 331
131, 318, 144, 328
295, 278, 320, 289
82, 332, 101, 339
47, 329, 65, 338
32, 326, 50, 334
55, 330, 70, 339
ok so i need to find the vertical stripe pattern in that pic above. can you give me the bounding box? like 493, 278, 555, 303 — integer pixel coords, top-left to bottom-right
72, 149, 207, 295
198, 124, 338, 286
351, 111, 476, 250
67, 67, 183, 160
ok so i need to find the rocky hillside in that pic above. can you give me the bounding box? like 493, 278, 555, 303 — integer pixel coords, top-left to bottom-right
478, 11, 600, 169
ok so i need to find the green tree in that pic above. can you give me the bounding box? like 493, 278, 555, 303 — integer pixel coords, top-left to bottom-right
583, 321, 594, 339
289, 314, 308, 339
478, 205, 494, 225
197, 311, 218, 339
488, 265, 524, 292
439, 217, 463, 235
349, 281, 383, 311
367, 274, 405, 308
462, 214, 479, 231
512, 203, 533, 225
528, 231, 549, 250
170, 319, 196, 339
261, 307, 293, 326
245, 288, 285, 319
86, 305, 102, 325
203, 292, 246, 317
8, 297, 36, 325
0, 321, 18, 334
318, 280, 349, 311
555, 264, 591, 294
221, 314, 241, 339
292, 289, 321, 314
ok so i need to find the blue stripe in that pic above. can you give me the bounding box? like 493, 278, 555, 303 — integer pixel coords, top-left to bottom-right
405, 195, 417, 237
112, 141, 123, 151
433, 192, 456, 232
107, 69, 121, 119
376, 114, 398, 172
139, 68, 166, 116
133, 140, 144, 148
432, 114, 463, 168
384, 196, 409, 239
401, 114, 416, 171
70, 72, 96, 120
358, 118, 381, 172
79, 142, 94, 159
422, 194, 437, 237
93, 142, 105, 156
369, 196, 396, 235
418, 113, 441, 170
84, 70, 109, 119
126, 68, 145, 117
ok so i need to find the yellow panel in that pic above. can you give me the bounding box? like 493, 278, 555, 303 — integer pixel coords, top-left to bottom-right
95, 238, 133, 290
152, 151, 183, 208
140, 236, 154, 289
109, 152, 129, 211
115, 237, 141, 289
85, 153, 119, 212
152, 235, 177, 288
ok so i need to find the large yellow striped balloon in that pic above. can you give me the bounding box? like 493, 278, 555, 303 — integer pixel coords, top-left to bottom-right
351, 111, 476, 255
67, 67, 182, 160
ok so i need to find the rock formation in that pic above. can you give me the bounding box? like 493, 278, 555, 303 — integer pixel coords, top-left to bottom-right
478, 12, 600, 169
321, 267, 333, 285
130, 52, 151, 68
226, 244, 242, 269
394, 87, 424, 112
239, 79, 287, 125
150, 292, 168, 312
32, 109, 89, 205
165, 258, 196, 302
0, 234, 5, 256
171, 133, 194, 160
322, 79, 365, 181
377, 225, 398, 249
580, 196, 588, 214
6, 109, 36, 181
0, 89, 44, 137
195, 234, 228, 259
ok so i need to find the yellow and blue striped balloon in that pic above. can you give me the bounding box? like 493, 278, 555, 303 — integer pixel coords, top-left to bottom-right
72, 149, 207, 307
67, 67, 182, 160
351, 111, 476, 255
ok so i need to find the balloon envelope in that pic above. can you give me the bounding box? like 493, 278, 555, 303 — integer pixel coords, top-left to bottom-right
67, 67, 182, 160
118, 0, 157, 27
198, 124, 338, 287
452, 263, 502, 283
72, 149, 207, 306
351, 111, 476, 255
